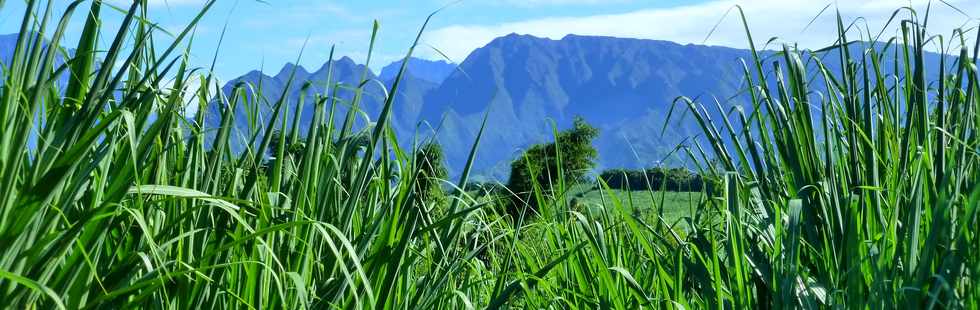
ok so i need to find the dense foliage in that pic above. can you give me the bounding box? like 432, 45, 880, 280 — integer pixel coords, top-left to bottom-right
506, 117, 599, 215
598, 167, 721, 193
462, 181, 505, 195
268, 130, 306, 159
413, 141, 449, 206
0, 1, 977, 309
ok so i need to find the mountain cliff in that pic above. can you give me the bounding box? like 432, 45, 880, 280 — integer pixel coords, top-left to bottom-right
0, 32, 946, 180
418, 34, 752, 179
211, 34, 946, 180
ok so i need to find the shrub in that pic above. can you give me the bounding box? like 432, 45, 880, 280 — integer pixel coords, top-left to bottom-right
463, 181, 504, 196
506, 117, 599, 217
269, 130, 305, 156
598, 167, 721, 194
414, 142, 449, 207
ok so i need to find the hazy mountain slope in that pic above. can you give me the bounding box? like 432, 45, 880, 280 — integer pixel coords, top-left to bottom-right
421, 34, 753, 179
0, 32, 957, 181
419, 35, 950, 180
0, 33, 72, 84
206, 56, 399, 152
205, 34, 949, 180
379, 58, 455, 85
0, 33, 18, 64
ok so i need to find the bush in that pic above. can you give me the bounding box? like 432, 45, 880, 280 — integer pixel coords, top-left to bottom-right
598, 167, 720, 194
463, 181, 504, 196
506, 117, 599, 217
268, 130, 306, 159
414, 142, 449, 207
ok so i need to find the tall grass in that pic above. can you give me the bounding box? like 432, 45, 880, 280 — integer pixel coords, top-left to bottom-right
672, 5, 980, 307
0, 1, 977, 308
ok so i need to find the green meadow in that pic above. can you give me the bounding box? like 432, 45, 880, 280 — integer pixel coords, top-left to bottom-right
0, 0, 978, 309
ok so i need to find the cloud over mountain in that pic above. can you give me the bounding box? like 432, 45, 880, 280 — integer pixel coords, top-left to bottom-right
423, 0, 976, 61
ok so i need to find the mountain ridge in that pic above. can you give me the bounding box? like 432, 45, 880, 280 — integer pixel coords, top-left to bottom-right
0, 32, 950, 181
210, 33, 947, 181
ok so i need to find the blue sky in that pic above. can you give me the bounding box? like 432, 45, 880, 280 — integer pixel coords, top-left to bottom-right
1, 0, 976, 80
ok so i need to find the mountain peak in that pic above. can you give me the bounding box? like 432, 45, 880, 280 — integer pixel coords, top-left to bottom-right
502, 32, 537, 39
337, 56, 357, 65
210, 33, 945, 180
275, 62, 309, 80
488, 33, 545, 45
379, 57, 456, 84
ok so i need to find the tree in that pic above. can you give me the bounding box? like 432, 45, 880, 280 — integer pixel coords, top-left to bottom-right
414, 142, 449, 208
506, 117, 599, 216
597, 167, 721, 194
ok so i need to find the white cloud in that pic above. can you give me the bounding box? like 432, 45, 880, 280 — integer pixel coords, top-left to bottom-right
423, 0, 980, 62
242, 2, 364, 29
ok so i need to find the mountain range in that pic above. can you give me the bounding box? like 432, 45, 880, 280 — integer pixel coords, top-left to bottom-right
209, 33, 953, 181
211, 34, 772, 180
0, 32, 945, 181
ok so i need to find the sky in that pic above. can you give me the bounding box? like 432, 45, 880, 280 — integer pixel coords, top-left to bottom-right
0, 0, 977, 81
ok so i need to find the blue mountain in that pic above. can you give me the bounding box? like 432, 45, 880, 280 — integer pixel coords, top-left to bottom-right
419, 34, 752, 179
0, 33, 75, 88
379, 58, 455, 84
0, 33, 18, 63
209, 33, 949, 181
0, 31, 951, 180
0, 30, 954, 180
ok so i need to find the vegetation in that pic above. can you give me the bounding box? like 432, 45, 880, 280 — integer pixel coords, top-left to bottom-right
0, 1, 977, 309
575, 189, 707, 231
665, 8, 980, 308
413, 141, 449, 207
506, 116, 599, 215
462, 181, 505, 196
268, 130, 306, 159
598, 167, 721, 193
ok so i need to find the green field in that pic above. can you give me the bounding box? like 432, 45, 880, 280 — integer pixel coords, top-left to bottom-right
573, 188, 706, 229
0, 1, 978, 309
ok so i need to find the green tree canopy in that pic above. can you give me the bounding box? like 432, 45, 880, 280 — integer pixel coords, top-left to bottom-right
414, 141, 449, 207
506, 117, 599, 216
598, 167, 721, 194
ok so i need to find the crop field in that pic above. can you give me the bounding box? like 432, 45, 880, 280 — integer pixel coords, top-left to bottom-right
575, 190, 707, 230
0, 0, 978, 309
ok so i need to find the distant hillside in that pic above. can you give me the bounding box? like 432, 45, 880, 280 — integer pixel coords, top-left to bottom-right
208, 34, 948, 181
0, 32, 948, 180
0, 33, 17, 63
379, 58, 455, 84
0, 33, 73, 88
205, 56, 435, 152
419, 34, 759, 179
